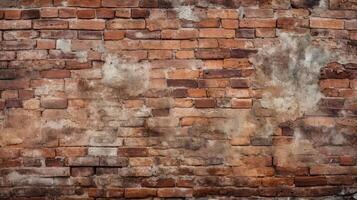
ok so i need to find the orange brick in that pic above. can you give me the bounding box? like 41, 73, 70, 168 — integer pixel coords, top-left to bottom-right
4, 10, 21, 19
180, 117, 209, 126
222, 19, 239, 29
175, 50, 194, 59
199, 29, 235, 38
310, 18, 344, 29
187, 88, 207, 97
231, 98, 252, 109
198, 39, 218, 48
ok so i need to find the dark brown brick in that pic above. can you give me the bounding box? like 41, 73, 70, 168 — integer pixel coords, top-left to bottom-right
21, 9, 40, 19
167, 79, 198, 88
295, 176, 327, 186
231, 49, 258, 58
203, 69, 242, 78
195, 49, 231, 59
195, 99, 216, 108
131, 9, 150, 18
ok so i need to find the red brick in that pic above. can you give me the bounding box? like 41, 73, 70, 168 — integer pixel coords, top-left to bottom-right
33, 20, 68, 29
71, 167, 94, 177
195, 49, 230, 59
131, 9, 150, 18
195, 99, 216, 108
158, 188, 193, 198
256, 28, 276, 38
198, 19, 220, 28
0, 79, 29, 90
102, 0, 140, 7
0, 20, 32, 30
40, 8, 58, 18
107, 19, 145, 29
146, 19, 180, 31
295, 176, 327, 186
167, 79, 198, 88
40, 70, 71, 79
96, 8, 115, 18
277, 17, 309, 29
41, 97, 68, 109
37, 39, 56, 49
21, 9, 40, 19
231, 98, 252, 109
69, 20, 105, 30
199, 29, 235, 38
117, 148, 148, 157
67, 0, 101, 7
310, 18, 344, 29
240, 19, 276, 28
77, 9, 95, 19
222, 19, 239, 29
124, 188, 157, 198
4, 10, 21, 19
162, 30, 198, 39
59, 8, 77, 18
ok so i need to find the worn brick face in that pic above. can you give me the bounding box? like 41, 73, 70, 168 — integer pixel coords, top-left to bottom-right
0, 1, 356, 199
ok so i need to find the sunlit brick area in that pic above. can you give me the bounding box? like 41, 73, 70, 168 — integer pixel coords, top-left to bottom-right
0, 0, 356, 199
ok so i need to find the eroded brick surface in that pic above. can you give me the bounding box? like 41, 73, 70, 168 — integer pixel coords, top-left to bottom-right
0, 0, 356, 199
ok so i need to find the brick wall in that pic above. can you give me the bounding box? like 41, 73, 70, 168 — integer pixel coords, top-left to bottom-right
0, 0, 356, 199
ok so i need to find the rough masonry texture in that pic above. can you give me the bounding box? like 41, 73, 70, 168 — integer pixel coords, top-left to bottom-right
0, 0, 356, 199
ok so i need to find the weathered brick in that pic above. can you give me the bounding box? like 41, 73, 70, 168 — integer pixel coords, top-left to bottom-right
107, 19, 146, 29
69, 20, 105, 30
162, 30, 198, 39
146, 19, 180, 31
310, 18, 344, 29
0, 79, 29, 90
41, 96, 68, 109
22, 9, 40, 19
71, 167, 94, 177
33, 20, 68, 29
158, 188, 193, 198
0, 20, 32, 30
240, 19, 276, 28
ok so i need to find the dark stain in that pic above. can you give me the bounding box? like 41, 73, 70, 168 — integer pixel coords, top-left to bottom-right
291, 0, 320, 8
